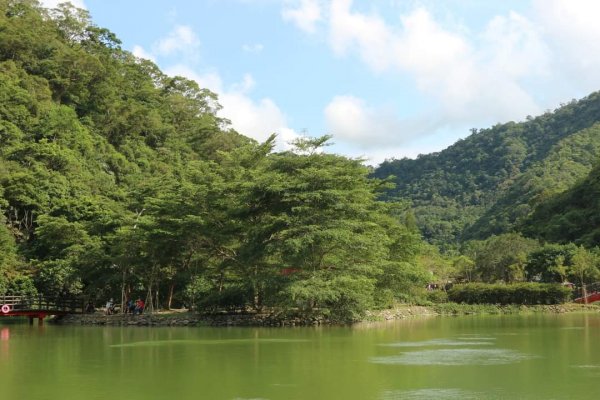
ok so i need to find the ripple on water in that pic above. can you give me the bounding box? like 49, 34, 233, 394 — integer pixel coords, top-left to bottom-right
370, 348, 537, 366
232, 398, 269, 400
381, 338, 494, 347
572, 364, 600, 376
456, 335, 496, 340
380, 389, 487, 400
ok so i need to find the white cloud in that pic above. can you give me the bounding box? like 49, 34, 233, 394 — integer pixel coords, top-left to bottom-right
221, 92, 299, 147
131, 26, 200, 68
324, 95, 440, 149
142, 23, 299, 150
39, 0, 86, 9
132, 45, 156, 62
394, 8, 475, 113
232, 73, 256, 93
313, 1, 550, 148
480, 12, 549, 80
153, 25, 200, 57
242, 43, 264, 53
324, 96, 369, 142
165, 65, 299, 149
533, 0, 600, 89
329, 0, 397, 72
282, 0, 323, 33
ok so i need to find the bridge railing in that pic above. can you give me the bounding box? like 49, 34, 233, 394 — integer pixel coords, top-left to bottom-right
572, 282, 600, 301
0, 295, 83, 313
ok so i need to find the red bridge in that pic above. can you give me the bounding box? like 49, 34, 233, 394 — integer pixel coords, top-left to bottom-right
0, 295, 83, 325
573, 282, 600, 304
574, 292, 600, 304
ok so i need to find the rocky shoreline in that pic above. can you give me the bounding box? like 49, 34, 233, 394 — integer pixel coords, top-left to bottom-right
55, 311, 327, 327
54, 303, 600, 327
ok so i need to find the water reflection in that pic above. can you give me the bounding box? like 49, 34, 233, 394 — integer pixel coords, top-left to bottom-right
381, 388, 487, 399
0, 313, 598, 400
380, 337, 494, 347
110, 338, 310, 348
0, 327, 9, 362
371, 348, 537, 365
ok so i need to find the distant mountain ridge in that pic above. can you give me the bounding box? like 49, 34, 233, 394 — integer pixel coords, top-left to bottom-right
373, 92, 600, 247
522, 161, 600, 246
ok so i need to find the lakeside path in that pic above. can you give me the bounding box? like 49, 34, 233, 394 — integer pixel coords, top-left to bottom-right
52, 303, 600, 327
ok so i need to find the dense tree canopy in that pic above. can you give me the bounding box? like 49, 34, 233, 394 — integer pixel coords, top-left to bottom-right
0, 1, 428, 321
374, 96, 600, 248
522, 162, 600, 246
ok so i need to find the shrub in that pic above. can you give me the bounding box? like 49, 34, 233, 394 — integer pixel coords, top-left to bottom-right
447, 283, 571, 305
3, 275, 38, 297
196, 285, 254, 312
425, 289, 449, 303
286, 273, 375, 323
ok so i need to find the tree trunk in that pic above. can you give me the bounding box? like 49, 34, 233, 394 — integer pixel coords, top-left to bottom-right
253, 265, 261, 311
155, 287, 159, 312
167, 283, 175, 310
145, 283, 154, 313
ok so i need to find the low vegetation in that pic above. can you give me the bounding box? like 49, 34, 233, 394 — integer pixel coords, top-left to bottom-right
447, 283, 572, 305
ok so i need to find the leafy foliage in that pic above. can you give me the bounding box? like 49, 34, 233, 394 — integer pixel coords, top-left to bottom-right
522, 162, 600, 246
374, 96, 600, 247
448, 283, 572, 305
464, 233, 539, 283
0, 1, 427, 320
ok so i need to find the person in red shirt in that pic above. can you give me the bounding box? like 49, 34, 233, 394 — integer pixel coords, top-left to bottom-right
134, 298, 145, 315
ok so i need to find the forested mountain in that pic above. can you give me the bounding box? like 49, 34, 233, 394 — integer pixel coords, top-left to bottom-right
374, 93, 600, 247
522, 162, 600, 246
0, 0, 243, 296
0, 1, 426, 319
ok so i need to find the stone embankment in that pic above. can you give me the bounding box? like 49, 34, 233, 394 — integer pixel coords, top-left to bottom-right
55, 303, 600, 327
56, 311, 326, 327
364, 306, 437, 321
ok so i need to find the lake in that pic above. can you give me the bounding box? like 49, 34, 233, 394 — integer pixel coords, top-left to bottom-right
0, 313, 598, 399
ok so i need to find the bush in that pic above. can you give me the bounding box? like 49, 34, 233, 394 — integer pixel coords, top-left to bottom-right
196, 285, 254, 312
286, 273, 375, 323
2, 275, 38, 297
432, 303, 523, 315
425, 290, 449, 303
184, 276, 213, 310
447, 283, 571, 305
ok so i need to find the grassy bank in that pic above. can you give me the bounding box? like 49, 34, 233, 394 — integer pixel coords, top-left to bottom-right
365, 302, 600, 322
431, 302, 600, 315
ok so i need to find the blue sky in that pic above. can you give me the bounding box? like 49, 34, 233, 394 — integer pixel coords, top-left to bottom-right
42, 0, 600, 164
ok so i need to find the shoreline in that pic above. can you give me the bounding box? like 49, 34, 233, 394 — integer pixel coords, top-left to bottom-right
365, 302, 600, 322
55, 310, 327, 327
52, 302, 600, 327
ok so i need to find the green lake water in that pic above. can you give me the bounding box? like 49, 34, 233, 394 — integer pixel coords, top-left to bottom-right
0, 313, 599, 399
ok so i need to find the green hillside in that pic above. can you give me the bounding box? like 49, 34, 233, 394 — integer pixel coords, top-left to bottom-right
463, 124, 600, 240
522, 162, 600, 246
374, 94, 600, 247
0, 1, 425, 319
0, 0, 248, 296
